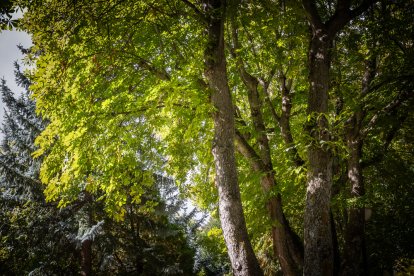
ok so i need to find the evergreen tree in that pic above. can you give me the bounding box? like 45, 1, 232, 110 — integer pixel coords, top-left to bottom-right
92, 175, 197, 275
16, 0, 413, 274
0, 63, 79, 274
0, 63, 199, 275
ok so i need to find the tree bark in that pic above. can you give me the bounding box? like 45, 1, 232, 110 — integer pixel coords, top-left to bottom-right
203, 1, 262, 275
265, 176, 304, 276
341, 57, 376, 276
230, 22, 303, 274
233, 69, 303, 275
279, 75, 304, 167
81, 239, 92, 276
235, 134, 304, 275
79, 193, 93, 276
250, 84, 303, 275
304, 31, 334, 276
301, 1, 375, 274
341, 135, 366, 276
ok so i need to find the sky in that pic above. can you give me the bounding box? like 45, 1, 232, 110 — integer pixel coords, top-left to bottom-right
0, 27, 32, 126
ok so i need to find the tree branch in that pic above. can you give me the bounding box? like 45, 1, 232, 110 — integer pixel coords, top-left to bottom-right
279, 74, 305, 166
180, 0, 208, 23
261, 80, 281, 126
362, 109, 410, 168
361, 90, 413, 138
231, 20, 275, 168
235, 129, 265, 172
301, 0, 325, 31
136, 57, 171, 81
327, 0, 378, 38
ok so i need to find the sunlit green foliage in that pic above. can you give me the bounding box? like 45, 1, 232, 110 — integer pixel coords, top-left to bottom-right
20, 0, 212, 219
0, 61, 199, 275
12, 0, 414, 274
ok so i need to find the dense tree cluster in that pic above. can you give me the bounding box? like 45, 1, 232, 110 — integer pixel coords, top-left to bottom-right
0, 66, 201, 275
1, 0, 413, 275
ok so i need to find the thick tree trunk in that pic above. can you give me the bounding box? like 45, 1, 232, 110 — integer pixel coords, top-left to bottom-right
300, 2, 375, 275
263, 174, 303, 275
203, 1, 262, 275
304, 33, 334, 276
235, 132, 303, 275
331, 211, 341, 275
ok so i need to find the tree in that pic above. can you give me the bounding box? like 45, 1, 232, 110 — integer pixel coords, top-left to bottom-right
16, 0, 414, 274
0, 63, 80, 275
91, 175, 197, 275
202, 1, 263, 274
0, 62, 197, 275
341, 3, 413, 274
20, 1, 265, 274
301, 1, 377, 274
20, 1, 309, 273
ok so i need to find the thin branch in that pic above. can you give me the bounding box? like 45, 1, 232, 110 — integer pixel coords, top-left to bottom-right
279, 74, 305, 167
180, 0, 208, 23
234, 106, 251, 142
230, 20, 258, 91
259, 71, 281, 126
136, 57, 171, 81
361, 90, 413, 138
234, 129, 265, 172
362, 104, 411, 168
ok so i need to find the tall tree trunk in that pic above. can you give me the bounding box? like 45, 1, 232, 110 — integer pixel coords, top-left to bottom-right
259, 145, 303, 274
301, 1, 375, 274
261, 171, 303, 275
235, 132, 303, 275
233, 60, 303, 274
267, 183, 304, 275
304, 32, 334, 276
341, 136, 366, 276
203, 1, 262, 275
79, 193, 93, 276
230, 20, 303, 273
268, 79, 304, 274
341, 57, 376, 276
81, 239, 92, 276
